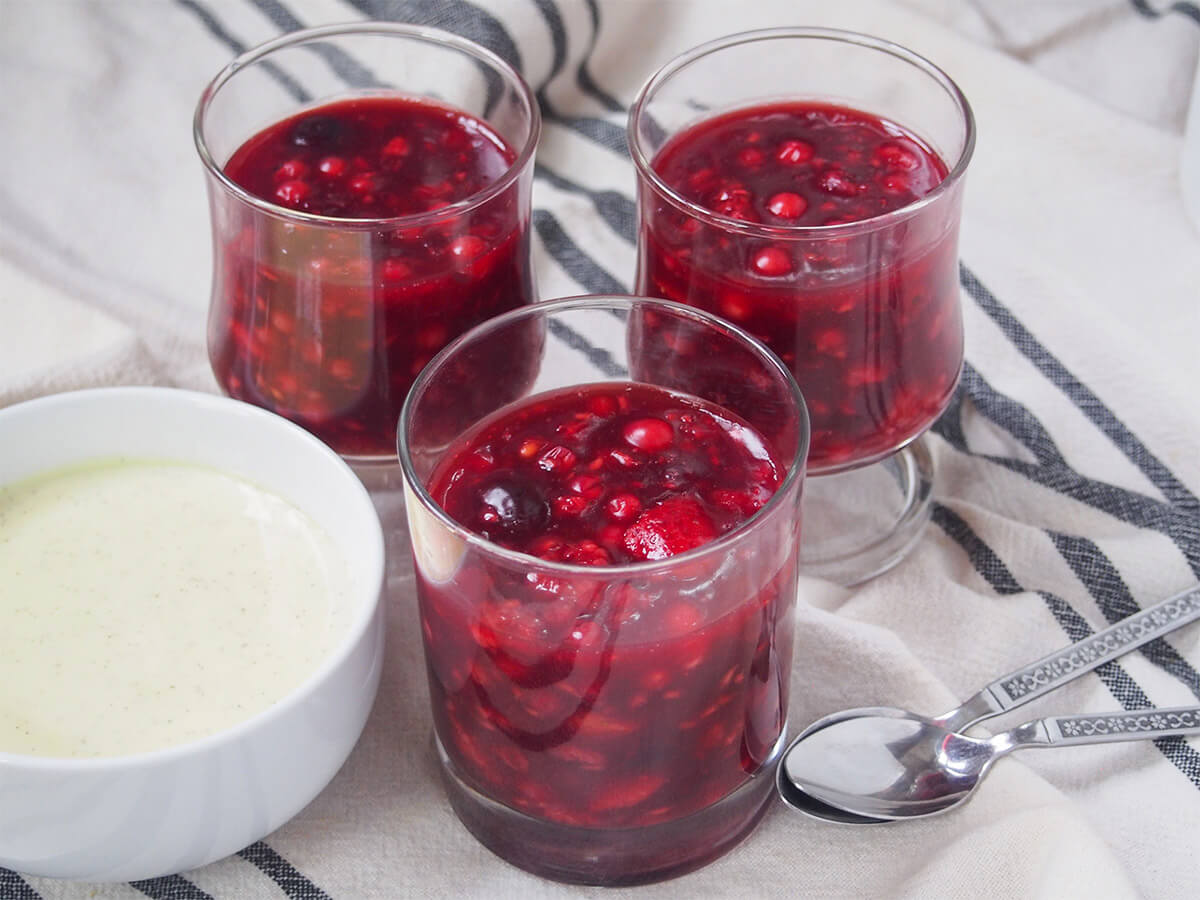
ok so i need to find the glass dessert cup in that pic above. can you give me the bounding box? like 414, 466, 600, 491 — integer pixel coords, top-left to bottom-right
629, 28, 975, 585
194, 23, 539, 464
398, 296, 808, 885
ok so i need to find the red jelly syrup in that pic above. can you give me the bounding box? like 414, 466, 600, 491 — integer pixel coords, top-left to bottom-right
416, 382, 797, 873
209, 95, 534, 458
637, 101, 964, 472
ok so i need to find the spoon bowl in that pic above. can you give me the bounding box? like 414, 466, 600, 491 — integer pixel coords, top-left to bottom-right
781, 704, 1200, 821
782, 710, 998, 820
775, 709, 897, 824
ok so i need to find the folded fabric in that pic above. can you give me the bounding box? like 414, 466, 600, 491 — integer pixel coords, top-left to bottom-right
0, 258, 161, 406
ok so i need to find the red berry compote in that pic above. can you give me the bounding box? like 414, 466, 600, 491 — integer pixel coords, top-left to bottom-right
414, 381, 799, 883
637, 101, 964, 472
208, 96, 534, 458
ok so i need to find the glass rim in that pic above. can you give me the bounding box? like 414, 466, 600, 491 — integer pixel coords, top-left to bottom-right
397, 294, 810, 577
627, 26, 977, 239
193, 21, 541, 229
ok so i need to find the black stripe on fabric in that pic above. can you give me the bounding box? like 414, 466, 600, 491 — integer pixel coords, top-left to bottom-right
547, 319, 627, 377
575, 0, 624, 113
0, 869, 40, 900
959, 264, 1200, 516
527, 1, 629, 154
533, 0, 628, 152
530, 0, 568, 77
937, 344, 1200, 578
336, 0, 515, 111
532, 208, 628, 295
176, 0, 310, 101
929, 502, 1023, 595
339, 0, 522, 69
131, 874, 216, 900
238, 842, 332, 900
546, 113, 628, 154
932, 503, 1200, 788
249, 0, 388, 90
1130, 0, 1200, 27
928, 379, 969, 456
535, 162, 637, 243
941, 363, 1066, 467
1048, 531, 1200, 700
935, 366, 1200, 697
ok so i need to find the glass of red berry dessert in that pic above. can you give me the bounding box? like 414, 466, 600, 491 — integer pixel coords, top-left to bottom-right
399, 296, 808, 885
629, 28, 975, 584
194, 23, 540, 462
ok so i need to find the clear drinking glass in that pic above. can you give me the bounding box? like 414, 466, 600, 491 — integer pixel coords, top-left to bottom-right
398, 296, 808, 885
629, 28, 975, 584
194, 23, 540, 463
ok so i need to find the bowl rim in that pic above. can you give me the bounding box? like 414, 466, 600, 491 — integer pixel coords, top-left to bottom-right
0, 386, 385, 771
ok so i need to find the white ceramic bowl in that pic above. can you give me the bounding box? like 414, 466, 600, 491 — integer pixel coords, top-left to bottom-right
0, 387, 386, 881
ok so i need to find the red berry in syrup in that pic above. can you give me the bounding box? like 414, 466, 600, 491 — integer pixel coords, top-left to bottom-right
622, 497, 719, 561
766, 192, 807, 219
274, 180, 310, 206
383, 135, 411, 159
604, 493, 641, 522
776, 139, 814, 165
621, 417, 674, 452
381, 258, 412, 281
274, 159, 307, 181
816, 169, 860, 197
317, 155, 346, 177
348, 173, 375, 194
880, 173, 910, 195
750, 246, 792, 277
450, 235, 486, 261
876, 141, 919, 170
737, 146, 765, 168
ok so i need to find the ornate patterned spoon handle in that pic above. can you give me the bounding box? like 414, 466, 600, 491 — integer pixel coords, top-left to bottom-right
1004, 706, 1200, 750
940, 586, 1200, 731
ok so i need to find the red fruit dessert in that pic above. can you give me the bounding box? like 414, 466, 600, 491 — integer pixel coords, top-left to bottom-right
434, 383, 780, 564
637, 101, 964, 472
414, 381, 798, 879
208, 96, 534, 458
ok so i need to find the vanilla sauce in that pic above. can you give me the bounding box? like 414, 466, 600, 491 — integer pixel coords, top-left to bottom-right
0, 459, 350, 758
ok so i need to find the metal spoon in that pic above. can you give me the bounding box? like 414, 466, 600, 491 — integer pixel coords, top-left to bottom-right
782, 704, 1200, 820
778, 585, 1200, 822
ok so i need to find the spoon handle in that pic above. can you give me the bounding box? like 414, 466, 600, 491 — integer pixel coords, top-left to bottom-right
1006, 706, 1200, 751
942, 585, 1200, 731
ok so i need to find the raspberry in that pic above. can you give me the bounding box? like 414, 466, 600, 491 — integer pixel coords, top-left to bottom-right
622, 497, 718, 561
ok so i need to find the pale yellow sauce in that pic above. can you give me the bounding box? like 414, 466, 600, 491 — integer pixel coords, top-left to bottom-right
0, 459, 350, 758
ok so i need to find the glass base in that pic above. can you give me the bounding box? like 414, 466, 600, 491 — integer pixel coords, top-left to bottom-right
434, 734, 780, 886
349, 460, 404, 491
799, 434, 934, 586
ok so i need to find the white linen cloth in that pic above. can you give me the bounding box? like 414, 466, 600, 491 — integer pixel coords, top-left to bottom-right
2, 0, 1199, 897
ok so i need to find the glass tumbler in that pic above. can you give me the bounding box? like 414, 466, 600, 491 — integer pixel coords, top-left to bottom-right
629, 28, 975, 585
194, 23, 539, 462
399, 296, 808, 885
